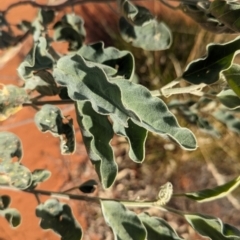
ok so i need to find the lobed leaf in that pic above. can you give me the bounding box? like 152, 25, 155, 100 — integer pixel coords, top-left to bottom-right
185, 213, 240, 239
17, 37, 54, 81
24, 70, 59, 96
101, 200, 147, 240
138, 212, 183, 240
182, 175, 240, 202
78, 41, 134, 80
36, 198, 82, 240
112, 116, 147, 163
183, 36, 240, 84
53, 53, 138, 127
53, 13, 86, 51
117, 0, 153, 26
34, 104, 75, 154
119, 17, 172, 51
113, 79, 197, 150
75, 101, 117, 189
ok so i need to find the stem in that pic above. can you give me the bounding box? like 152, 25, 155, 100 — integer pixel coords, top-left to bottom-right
21, 188, 170, 209
23, 99, 74, 107
151, 80, 206, 98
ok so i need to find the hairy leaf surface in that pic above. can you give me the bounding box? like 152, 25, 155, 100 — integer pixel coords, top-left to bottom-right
101, 200, 147, 240
75, 101, 117, 188
78, 42, 134, 80
138, 212, 183, 240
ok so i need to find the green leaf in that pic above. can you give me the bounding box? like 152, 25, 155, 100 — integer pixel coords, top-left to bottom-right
17, 37, 54, 81
0, 85, 29, 121
1, 208, 21, 227
0, 132, 23, 161
53, 13, 86, 51
112, 117, 147, 163
214, 110, 240, 134
78, 41, 134, 80
182, 36, 240, 84
182, 175, 240, 202
75, 101, 117, 189
180, 1, 233, 33
113, 79, 197, 150
101, 200, 147, 240
210, 0, 240, 32
119, 17, 172, 51
217, 89, 240, 109
78, 179, 97, 193
0, 195, 11, 210
185, 213, 240, 239
138, 212, 183, 240
36, 199, 82, 240
223, 64, 240, 97
34, 104, 75, 154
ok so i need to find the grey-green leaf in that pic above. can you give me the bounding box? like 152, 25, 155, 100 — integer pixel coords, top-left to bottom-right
119, 17, 172, 51
75, 101, 117, 188
53, 13, 86, 51
113, 79, 197, 150
34, 104, 75, 154
17, 37, 54, 81
183, 36, 240, 84
36, 198, 82, 240
112, 117, 147, 163
217, 89, 240, 109
0, 132, 23, 161
138, 212, 183, 240
53, 53, 138, 127
182, 175, 240, 202
24, 70, 59, 96
78, 42, 134, 80
101, 200, 147, 240
185, 213, 240, 239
